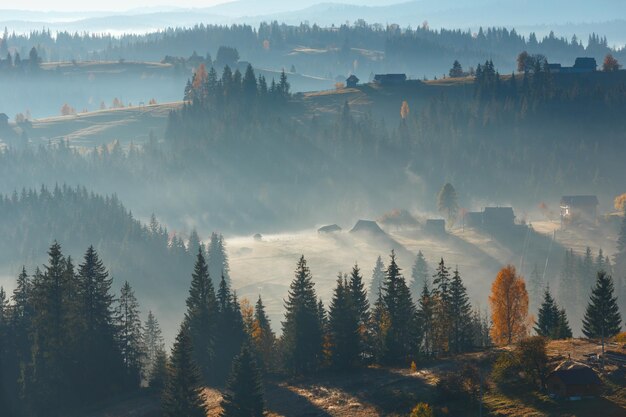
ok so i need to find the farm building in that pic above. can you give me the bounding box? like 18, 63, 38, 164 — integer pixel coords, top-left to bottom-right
464, 207, 516, 231
546, 360, 603, 399
560, 195, 599, 224
424, 219, 446, 235
547, 57, 597, 74
346, 75, 359, 88
318, 224, 342, 234
350, 220, 385, 235
373, 73, 407, 85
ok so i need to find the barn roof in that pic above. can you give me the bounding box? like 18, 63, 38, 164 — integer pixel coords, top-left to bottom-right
548, 361, 602, 386
374, 73, 407, 81
350, 219, 385, 235
346, 75, 359, 82
318, 224, 342, 233
574, 57, 597, 69
560, 195, 599, 206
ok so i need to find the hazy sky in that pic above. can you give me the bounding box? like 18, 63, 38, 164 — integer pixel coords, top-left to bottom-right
4, 0, 228, 12
2, 0, 395, 12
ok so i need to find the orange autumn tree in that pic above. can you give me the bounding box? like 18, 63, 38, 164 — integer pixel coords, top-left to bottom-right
489, 265, 529, 345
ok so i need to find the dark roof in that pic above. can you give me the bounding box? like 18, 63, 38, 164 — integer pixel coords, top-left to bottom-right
547, 63, 562, 69
350, 219, 385, 235
0, 113, 8, 121
574, 57, 597, 69
548, 361, 602, 386
318, 224, 342, 233
346, 75, 359, 82
560, 195, 599, 206
374, 73, 407, 82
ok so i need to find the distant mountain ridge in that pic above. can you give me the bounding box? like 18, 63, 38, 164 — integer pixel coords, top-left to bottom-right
1, 0, 626, 43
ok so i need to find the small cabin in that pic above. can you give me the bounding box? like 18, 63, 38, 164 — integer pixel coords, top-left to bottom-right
373, 73, 407, 85
560, 195, 598, 223
546, 361, 602, 399
547, 58, 597, 74
346, 75, 359, 88
318, 224, 342, 234
424, 219, 446, 235
483, 207, 515, 229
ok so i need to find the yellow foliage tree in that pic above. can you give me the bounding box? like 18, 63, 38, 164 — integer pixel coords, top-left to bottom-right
614, 193, 626, 212
489, 265, 529, 345
192, 63, 207, 90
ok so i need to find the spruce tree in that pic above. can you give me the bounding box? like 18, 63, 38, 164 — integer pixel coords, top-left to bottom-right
416, 282, 434, 355
162, 322, 207, 417
142, 310, 165, 384
535, 286, 560, 338
556, 308, 573, 339
220, 343, 265, 417
380, 251, 417, 363
208, 232, 231, 286
252, 296, 276, 372
369, 286, 388, 363
448, 268, 473, 353
281, 256, 323, 375
149, 348, 168, 392
409, 251, 429, 303
115, 281, 144, 389
9, 267, 32, 400
215, 275, 246, 383
432, 258, 451, 353
368, 256, 385, 304
185, 249, 218, 384
25, 242, 73, 416
582, 272, 622, 363
328, 276, 360, 369
77, 246, 122, 401
347, 263, 370, 361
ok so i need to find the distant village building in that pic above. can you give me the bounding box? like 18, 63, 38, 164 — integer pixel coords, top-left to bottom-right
318, 224, 342, 234
346, 75, 359, 88
373, 73, 407, 85
560, 195, 599, 224
350, 219, 385, 235
546, 361, 603, 399
0, 113, 9, 128
424, 219, 446, 235
464, 207, 516, 231
547, 57, 597, 74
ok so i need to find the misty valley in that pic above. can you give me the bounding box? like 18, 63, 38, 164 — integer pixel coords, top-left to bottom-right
1, 2, 626, 417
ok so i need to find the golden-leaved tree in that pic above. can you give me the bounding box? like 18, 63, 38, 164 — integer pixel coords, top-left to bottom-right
489, 265, 529, 345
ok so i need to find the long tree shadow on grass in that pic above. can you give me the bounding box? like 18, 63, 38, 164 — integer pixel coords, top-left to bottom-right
264, 380, 334, 417
267, 366, 434, 416
494, 381, 626, 417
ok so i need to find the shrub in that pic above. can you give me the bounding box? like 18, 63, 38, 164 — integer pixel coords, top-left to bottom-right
492, 351, 519, 385
410, 402, 434, 417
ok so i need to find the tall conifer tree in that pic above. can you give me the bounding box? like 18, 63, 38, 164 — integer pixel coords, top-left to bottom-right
186, 249, 218, 384
220, 343, 265, 417
281, 256, 323, 374
162, 322, 207, 417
